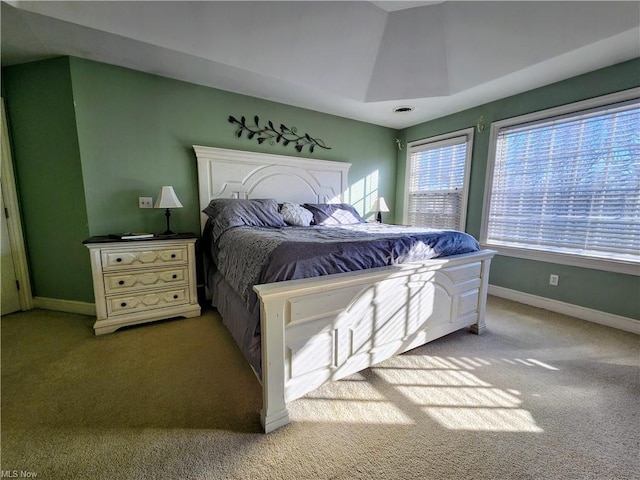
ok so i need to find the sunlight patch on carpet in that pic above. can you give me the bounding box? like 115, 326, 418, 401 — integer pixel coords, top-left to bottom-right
425, 407, 543, 432
294, 398, 414, 425
292, 353, 551, 432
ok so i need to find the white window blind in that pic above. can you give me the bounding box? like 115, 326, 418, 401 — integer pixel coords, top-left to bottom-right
406, 130, 473, 230
484, 97, 640, 266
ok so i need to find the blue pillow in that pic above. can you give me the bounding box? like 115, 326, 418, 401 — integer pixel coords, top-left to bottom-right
303, 203, 365, 226
204, 199, 286, 240
202, 198, 243, 221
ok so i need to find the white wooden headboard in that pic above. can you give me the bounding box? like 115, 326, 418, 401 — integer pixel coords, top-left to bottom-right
194, 146, 351, 230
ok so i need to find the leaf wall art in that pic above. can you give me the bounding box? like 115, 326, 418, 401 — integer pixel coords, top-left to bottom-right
229, 115, 331, 153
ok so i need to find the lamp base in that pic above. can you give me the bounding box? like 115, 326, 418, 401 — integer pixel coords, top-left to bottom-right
159, 208, 178, 236
377, 211, 383, 223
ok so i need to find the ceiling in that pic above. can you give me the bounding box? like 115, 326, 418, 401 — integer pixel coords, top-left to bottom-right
2, 1, 639, 129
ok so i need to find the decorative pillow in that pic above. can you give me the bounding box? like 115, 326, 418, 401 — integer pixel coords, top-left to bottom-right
280, 202, 314, 226
204, 199, 286, 240
303, 203, 365, 226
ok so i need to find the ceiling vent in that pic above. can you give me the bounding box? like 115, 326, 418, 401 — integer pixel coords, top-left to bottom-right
393, 105, 415, 113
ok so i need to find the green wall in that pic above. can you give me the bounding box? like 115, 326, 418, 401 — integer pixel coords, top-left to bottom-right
2, 57, 93, 302
398, 58, 640, 319
68, 58, 397, 236
3, 57, 398, 303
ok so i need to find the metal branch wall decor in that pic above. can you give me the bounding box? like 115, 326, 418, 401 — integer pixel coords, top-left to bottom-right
229, 115, 331, 153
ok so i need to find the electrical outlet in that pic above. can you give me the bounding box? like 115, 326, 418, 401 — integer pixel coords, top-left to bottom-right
139, 197, 153, 208
549, 274, 559, 286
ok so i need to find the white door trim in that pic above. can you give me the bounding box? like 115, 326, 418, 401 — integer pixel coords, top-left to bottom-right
1, 98, 33, 311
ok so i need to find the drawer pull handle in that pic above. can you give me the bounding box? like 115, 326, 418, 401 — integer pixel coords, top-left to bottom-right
118, 280, 125, 285
116, 258, 122, 263
173, 295, 178, 299
172, 274, 177, 279
121, 302, 127, 307
171, 254, 176, 258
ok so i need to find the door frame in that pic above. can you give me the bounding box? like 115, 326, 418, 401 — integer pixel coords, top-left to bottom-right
1, 98, 33, 311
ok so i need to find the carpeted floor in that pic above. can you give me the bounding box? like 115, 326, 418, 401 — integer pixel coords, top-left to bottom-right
1, 296, 638, 479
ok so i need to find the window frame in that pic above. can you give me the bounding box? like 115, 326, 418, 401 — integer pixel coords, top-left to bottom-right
403, 127, 474, 230
480, 87, 640, 276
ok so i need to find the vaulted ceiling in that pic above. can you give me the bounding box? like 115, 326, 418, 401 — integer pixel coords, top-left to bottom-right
2, 1, 639, 129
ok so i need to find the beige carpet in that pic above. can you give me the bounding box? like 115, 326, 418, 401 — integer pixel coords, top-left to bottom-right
1, 296, 638, 479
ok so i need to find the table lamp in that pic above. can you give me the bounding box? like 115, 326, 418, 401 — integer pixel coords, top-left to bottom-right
374, 196, 390, 223
154, 186, 183, 235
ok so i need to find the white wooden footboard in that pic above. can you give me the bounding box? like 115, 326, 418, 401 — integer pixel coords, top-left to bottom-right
254, 249, 496, 433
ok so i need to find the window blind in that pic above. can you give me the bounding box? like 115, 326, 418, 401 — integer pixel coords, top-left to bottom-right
486, 100, 640, 263
407, 135, 470, 230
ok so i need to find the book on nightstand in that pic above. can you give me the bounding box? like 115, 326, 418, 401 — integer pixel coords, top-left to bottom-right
108, 232, 155, 240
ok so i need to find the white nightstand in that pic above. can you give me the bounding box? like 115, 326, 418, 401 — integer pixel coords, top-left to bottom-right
83, 233, 201, 335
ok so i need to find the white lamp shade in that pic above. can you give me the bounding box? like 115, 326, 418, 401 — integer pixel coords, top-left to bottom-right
374, 196, 390, 212
154, 186, 183, 209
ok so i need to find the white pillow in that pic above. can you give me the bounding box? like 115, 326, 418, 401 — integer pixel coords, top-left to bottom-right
281, 202, 314, 226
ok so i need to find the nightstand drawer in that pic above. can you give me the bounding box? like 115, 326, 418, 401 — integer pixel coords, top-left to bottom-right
107, 287, 189, 316
102, 246, 187, 270
104, 267, 188, 294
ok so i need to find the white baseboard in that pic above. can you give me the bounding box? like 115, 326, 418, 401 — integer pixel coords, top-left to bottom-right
488, 285, 639, 335
34, 297, 96, 317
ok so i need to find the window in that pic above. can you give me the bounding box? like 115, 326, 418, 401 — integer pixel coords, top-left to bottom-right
404, 128, 473, 230
481, 88, 640, 275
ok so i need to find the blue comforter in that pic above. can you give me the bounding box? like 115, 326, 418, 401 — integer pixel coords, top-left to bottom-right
206, 222, 480, 308
203, 221, 480, 376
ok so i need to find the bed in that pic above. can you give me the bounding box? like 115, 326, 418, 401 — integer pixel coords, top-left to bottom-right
195, 145, 496, 433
